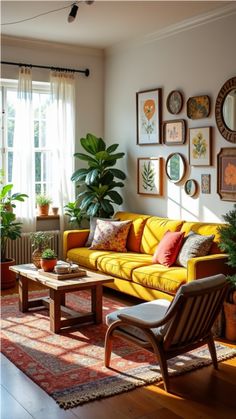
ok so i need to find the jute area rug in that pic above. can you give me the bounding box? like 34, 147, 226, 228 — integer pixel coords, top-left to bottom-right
1, 290, 236, 410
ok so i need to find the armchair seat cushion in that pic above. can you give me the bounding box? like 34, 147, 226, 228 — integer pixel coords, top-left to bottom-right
132, 264, 187, 295
106, 299, 170, 342
97, 252, 152, 281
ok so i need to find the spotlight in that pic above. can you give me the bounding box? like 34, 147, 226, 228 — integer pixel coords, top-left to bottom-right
68, 3, 79, 23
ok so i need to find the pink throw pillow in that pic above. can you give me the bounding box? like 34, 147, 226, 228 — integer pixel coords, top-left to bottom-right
152, 230, 185, 267
89, 219, 132, 252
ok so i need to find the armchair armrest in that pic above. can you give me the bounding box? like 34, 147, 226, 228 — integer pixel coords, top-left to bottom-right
187, 253, 230, 282
63, 229, 90, 259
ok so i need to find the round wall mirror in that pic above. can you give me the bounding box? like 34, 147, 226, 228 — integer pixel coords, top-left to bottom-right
215, 77, 236, 143
184, 179, 198, 197
165, 153, 186, 183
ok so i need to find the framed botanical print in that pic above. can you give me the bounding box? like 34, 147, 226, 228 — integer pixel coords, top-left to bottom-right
136, 88, 162, 145
163, 119, 186, 145
217, 148, 236, 201
201, 174, 211, 194
189, 127, 211, 166
137, 157, 163, 196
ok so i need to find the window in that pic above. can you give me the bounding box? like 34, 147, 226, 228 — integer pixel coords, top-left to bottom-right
1, 80, 53, 197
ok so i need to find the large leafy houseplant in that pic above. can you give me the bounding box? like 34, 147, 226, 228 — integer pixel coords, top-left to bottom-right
64, 201, 88, 228
71, 133, 126, 218
218, 204, 236, 340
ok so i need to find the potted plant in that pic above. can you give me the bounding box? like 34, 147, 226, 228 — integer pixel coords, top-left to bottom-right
30, 231, 54, 268
40, 248, 57, 272
218, 204, 236, 341
71, 133, 126, 218
0, 177, 28, 289
36, 194, 52, 216
64, 201, 88, 228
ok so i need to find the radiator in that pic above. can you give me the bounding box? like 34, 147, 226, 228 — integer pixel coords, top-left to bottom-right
6, 230, 61, 265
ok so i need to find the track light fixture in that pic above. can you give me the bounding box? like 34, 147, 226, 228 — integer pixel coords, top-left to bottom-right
68, 3, 79, 23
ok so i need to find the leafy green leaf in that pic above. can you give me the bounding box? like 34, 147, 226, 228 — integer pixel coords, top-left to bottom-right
107, 190, 123, 205
106, 144, 119, 153
71, 168, 90, 182
73, 153, 97, 164
109, 168, 126, 180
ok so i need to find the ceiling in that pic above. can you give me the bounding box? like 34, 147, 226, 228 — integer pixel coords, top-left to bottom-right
1, 1, 232, 50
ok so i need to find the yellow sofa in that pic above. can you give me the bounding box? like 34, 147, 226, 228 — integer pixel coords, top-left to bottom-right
63, 211, 230, 302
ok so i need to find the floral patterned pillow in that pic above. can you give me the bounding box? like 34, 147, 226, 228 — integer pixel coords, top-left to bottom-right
89, 219, 132, 252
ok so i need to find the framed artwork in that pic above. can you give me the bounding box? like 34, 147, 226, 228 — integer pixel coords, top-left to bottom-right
184, 179, 198, 197
217, 148, 236, 201
189, 127, 211, 166
137, 157, 163, 196
163, 119, 186, 145
187, 95, 210, 119
201, 174, 211, 194
166, 90, 183, 114
136, 88, 162, 145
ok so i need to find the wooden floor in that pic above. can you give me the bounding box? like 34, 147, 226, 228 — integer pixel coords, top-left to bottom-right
1, 282, 236, 419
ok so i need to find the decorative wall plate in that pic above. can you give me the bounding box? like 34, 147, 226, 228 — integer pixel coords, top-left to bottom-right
166, 90, 183, 114
187, 95, 210, 119
184, 179, 198, 197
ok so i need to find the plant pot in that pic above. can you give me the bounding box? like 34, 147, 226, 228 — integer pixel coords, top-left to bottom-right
37, 204, 49, 216
51, 207, 59, 216
32, 248, 44, 269
224, 301, 236, 342
40, 258, 57, 272
1, 258, 16, 289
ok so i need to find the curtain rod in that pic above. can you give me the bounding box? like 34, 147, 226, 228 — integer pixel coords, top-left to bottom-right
1, 60, 90, 77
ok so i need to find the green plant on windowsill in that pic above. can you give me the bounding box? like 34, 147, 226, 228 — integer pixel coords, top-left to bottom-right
71, 133, 126, 218
64, 201, 88, 228
36, 194, 52, 216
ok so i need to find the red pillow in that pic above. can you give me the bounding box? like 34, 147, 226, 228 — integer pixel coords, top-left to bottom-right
152, 230, 185, 267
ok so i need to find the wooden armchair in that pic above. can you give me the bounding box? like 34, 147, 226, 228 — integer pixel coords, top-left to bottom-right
105, 274, 228, 392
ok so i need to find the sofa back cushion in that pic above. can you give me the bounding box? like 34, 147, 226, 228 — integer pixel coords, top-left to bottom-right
180, 222, 223, 254
114, 212, 150, 252
140, 217, 184, 255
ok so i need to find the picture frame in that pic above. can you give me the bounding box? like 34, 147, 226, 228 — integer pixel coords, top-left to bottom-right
217, 148, 236, 201
163, 119, 186, 145
189, 126, 211, 166
184, 179, 198, 197
136, 88, 162, 145
187, 95, 210, 119
137, 157, 163, 196
166, 90, 183, 114
201, 174, 211, 194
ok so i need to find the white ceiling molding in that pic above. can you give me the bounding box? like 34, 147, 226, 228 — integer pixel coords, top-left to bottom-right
1, 35, 104, 58
107, 3, 236, 55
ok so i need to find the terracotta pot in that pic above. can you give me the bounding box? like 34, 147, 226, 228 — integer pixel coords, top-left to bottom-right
224, 301, 236, 342
32, 248, 44, 269
37, 204, 49, 216
40, 258, 57, 272
51, 207, 59, 216
1, 258, 16, 289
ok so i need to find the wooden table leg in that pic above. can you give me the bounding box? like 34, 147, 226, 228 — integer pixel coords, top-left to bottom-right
91, 285, 103, 324
49, 289, 61, 333
18, 275, 28, 312
60, 292, 65, 306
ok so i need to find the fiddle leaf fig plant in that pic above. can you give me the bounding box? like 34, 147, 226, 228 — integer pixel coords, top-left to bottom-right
71, 133, 126, 218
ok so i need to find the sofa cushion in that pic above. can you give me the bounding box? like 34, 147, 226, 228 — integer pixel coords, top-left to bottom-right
67, 247, 112, 270
180, 222, 222, 254
85, 217, 120, 247
97, 252, 152, 281
90, 219, 132, 252
140, 217, 184, 255
115, 211, 150, 252
152, 230, 185, 267
176, 231, 215, 268
132, 264, 187, 295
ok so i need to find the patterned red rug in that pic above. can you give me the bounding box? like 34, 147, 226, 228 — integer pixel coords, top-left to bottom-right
1, 290, 236, 409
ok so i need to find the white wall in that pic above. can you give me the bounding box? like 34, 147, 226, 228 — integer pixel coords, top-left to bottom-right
1, 36, 104, 156
104, 12, 236, 222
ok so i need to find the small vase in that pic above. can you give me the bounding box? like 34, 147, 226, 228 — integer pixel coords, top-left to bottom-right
51, 207, 59, 216
32, 248, 43, 269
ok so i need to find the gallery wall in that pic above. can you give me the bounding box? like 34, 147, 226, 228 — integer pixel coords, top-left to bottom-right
104, 11, 236, 222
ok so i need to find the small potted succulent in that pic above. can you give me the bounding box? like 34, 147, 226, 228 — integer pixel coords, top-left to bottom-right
36, 194, 52, 216
40, 248, 57, 272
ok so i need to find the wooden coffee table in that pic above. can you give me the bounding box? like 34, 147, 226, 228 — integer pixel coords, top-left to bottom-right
10, 264, 113, 333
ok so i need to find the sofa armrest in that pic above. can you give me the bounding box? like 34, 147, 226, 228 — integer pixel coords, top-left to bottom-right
63, 229, 90, 259
187, 253, 230, 282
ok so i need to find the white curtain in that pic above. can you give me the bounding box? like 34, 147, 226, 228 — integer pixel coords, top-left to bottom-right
47, 70, 76, 232
12, 66, 36, 232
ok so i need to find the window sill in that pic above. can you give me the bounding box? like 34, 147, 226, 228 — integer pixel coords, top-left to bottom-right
36, 215, 60, 221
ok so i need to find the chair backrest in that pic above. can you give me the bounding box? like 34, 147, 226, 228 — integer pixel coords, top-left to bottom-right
161, 274, 228, 350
